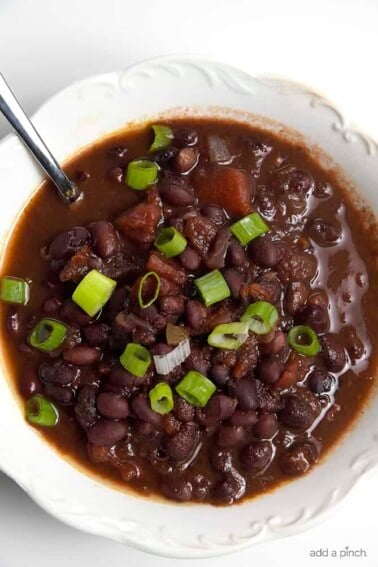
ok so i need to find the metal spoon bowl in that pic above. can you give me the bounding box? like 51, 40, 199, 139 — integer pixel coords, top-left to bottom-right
0, 74, 81, 205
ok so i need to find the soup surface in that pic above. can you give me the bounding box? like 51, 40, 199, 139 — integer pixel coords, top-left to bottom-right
1, 118, 377, 505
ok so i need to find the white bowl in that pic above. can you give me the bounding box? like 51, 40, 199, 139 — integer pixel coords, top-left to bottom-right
0, 55, 377, 558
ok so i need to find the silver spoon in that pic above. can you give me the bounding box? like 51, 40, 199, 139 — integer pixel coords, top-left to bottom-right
0, 74, 81, 205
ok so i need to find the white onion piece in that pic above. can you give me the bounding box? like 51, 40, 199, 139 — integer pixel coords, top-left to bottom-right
208, 135, 233, 164
153, 339, 191, 375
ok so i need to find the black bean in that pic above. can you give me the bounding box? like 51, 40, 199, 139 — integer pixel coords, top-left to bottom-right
173, 127, 198, 147
173, 147, 199, 174
214, 471, 246, 502
63, 345, 101, 366
248, 236, 279, 268
42, 297, 62, 314
227, 238, 249, 267
61, 299, 92, 326
50, 227, 90, 260
201, 205, 226, 225
256, 274, 282, 304
186, 300, 208, 331
184, 344, 211, 375
87, 419, 127, 446
134, 419, 154, 436
131, 394, 162, 427
231, 378, 259, 410
205, 227, 231, 270
87, 443, 110, 463
162, 478, 193, 502
256, 381, 283, 413
223, 268, 242, 299
280, 441, 319, 475
253, 413, 278, 438
295, 304, 329, 334
210, 447, 233, 472
179, 246, 201, 271
75, 385, 98, 428
97, 392, 130, 419
39, 360, 79, 386
284, 281, 311, 316
261, 331, 287, 355
321, 333, 347, 372
211, 364, 230, 386
192, 474, 212, 500
108, 167, 123, 183
89, 221, 119, 258
158, 295, 185, 318
257, 357, 283, 385
240, 441, 273, 473
197, 394, 237, 426
229, 409, 258, 426
110, 366, 145, 391
217, 425, 245, 447
20, 368, 42, 397
83, 323, 110, 346
307, 218, 341, 247
279, 390, 321, 430
166, 422, 198, 461
44, 383, 74, 405
160, 185, 194, 206
173, 396, 195, 422
150, 146, 178, 166
308, 369, 335, 394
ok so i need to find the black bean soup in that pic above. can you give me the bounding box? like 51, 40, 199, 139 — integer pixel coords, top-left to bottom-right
1, 118, 377, 505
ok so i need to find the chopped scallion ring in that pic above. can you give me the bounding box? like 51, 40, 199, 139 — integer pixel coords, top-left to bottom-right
138, 271, 161, 309
207, 322, 250, 350
0, 276, 29, 305
155, 227, 187, 258
26, 395, 59, 427
288, 325, 320, 356
241, 301, 278, 335
149, 382, 174, 415
230, 212, 269, 246
126, 159, 158, 190
194, 269, 231, 307
120, 343, 151, 377
149, 124, 173, 153
175, 370, 216, 408
72, 269, 117, 316
28, 318, 67, 352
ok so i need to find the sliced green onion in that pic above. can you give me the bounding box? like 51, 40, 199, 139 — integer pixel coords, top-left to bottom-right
120, 343, 151, 377
0, 276, 29, 305
72, 269, 117, 316
175, 371, 216, 408
241, 301, 278, 335
126, 159, 158, 190
26, 395, 59, 427
149, 382, 174, 415
230, 212, 269, 246
28, 318, 67, 352
155, 227, 187, 258
288, 325, 320, 356
207, 322, 250, 350
149, 124, 173, 153
138, 271, 161, 309
194, 269, 231, 307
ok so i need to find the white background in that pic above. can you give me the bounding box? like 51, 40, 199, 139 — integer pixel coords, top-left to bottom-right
0, 0, 377, 565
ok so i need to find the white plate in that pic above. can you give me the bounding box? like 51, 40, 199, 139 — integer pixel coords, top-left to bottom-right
0, 55, 377, 558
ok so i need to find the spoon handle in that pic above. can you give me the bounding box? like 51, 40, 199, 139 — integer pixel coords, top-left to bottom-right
0, 74, 80, 205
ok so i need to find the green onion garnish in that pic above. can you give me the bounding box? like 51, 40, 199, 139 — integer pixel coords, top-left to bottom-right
28, 318, 68, 352
149, 382, 174, 415
230, 212, 269, 246
26, 395, 59, 427
155, 227, 187, 258
288, 325, 320, 356
0, 276, 29, 305
149, 124, 173, 153
138, 271, 161, 309
241, 301, 278, 335
72, 269, 117, 316
120, 343, 152, 377
207, 322, 250, 350
194, 269, 231, 307
126, 159, 158, 190
175, 370, 216, 408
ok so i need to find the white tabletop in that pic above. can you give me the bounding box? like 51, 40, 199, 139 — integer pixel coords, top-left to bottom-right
0, 0, 377, 565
